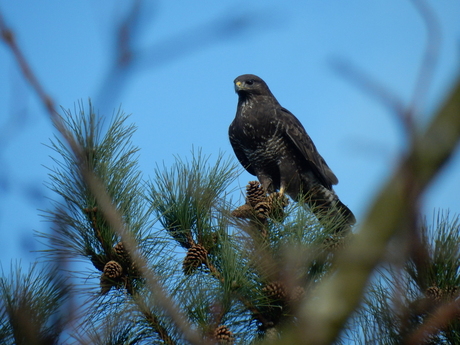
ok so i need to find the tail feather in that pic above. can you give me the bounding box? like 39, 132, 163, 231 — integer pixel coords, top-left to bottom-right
301, 184, 355, 233
336, 199, 356, 228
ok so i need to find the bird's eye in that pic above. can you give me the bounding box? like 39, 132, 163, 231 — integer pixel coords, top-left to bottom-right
246, 79, 254, 85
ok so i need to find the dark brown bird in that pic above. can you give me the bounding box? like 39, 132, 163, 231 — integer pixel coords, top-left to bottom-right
229, 74, 355, 231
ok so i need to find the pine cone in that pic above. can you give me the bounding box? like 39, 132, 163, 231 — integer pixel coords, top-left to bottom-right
114, 241, 142, 277
445, 286, 459, 299
103, 260, 123, 280
114, 241, 130, 264
231, 203, 254, 219
246, 181, 266, 207
267, 192, 289, 208
254, 201, 271, 220
263, 281, 287, 303
290, 286, 306, 303
100, 260, 123, 295
323, 234, 346, 251
183, 244, 208, 275
426, 286, 442, 302
214, 325, 234, 344
267, 192, 289, 220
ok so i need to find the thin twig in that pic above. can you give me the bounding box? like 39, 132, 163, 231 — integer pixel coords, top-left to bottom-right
408, 0, 441, 116
0, 10, 207, 345
330, 58, 411, 137
0, 13, 55, 118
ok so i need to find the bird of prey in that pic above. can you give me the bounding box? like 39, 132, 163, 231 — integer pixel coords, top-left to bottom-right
229, 74, 355, 231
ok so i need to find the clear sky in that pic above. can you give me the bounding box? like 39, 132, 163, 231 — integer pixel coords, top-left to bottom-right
0, 0, 459, 265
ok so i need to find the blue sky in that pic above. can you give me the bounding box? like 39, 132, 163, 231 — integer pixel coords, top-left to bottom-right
0, 0, 459, 265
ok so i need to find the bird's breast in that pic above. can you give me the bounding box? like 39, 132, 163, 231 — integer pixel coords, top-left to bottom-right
242, 132, 288, 167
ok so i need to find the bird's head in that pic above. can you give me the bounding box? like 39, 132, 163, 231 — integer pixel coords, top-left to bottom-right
234, 74, 271, 97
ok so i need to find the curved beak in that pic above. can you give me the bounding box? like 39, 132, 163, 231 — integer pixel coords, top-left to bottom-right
234, 81, 243, 93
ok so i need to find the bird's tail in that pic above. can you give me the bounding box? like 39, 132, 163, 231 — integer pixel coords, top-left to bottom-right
302, 185, 355, 233
335, 199, 356, 229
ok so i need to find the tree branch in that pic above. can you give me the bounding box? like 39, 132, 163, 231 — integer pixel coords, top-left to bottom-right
0, 11, 207, 345
292, 76, 460, 345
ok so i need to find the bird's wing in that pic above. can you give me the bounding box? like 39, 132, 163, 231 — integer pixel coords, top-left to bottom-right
228, 123, 256, 176
279, 107, 338, 187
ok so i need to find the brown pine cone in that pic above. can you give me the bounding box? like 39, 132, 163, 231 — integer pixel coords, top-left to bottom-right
267, 192, 289, 208
246, 181, 266, 207
114, 242, 130, 264
266, 192, 289, 220
231, 203, 254, 219
183, 244, 208, 275
214, 325, 234, 344
103, 260, 123, 280
263, 281, 287, 303
323, 234, 347, 251
290, 285, 306, 303
254, 201, 271, 220
445, 286, 459, 299
425, 286, 442, 302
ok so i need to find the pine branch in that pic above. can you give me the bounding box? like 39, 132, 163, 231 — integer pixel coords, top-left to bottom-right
73, 306, 152, 345
134, 296, 178, 345
199, 185, 343, 337
149, 149, 239, 250
0, 263, 70, 345
39, 101, 154, 295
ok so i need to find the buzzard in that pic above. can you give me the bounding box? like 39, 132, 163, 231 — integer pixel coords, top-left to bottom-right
229, 74, 355, 231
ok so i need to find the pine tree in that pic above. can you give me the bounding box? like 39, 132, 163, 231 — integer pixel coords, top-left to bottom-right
2, 1, 460, 342
0, 80, 459, 343
0, 101, 349, 344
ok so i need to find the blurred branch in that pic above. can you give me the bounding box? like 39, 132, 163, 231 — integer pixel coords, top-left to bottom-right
136, 10, 271, 69
292, 75, 460, 344
331, 0, 441, 143
409, 0, 441, 116
97, 3, 274, 111
330, 58, 411, 137
0, 10, 207, 345
0, 12, 56, 117
114, 0, 144, 67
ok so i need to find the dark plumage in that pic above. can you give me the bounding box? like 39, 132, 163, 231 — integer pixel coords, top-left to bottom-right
229, 74, 355, 231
